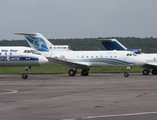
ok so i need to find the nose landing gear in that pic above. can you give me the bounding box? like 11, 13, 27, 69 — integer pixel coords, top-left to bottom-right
22, 66, 31, 79
124, 67, 131, 77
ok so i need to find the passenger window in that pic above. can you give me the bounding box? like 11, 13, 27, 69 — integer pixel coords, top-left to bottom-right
0, 53, 1, 55
110, 56, 112, 58
115, 56, 116, 58
91, 56, 93, 58
10, 53, 12, 55
24, 50, 27, 53
5, 53, 7, 55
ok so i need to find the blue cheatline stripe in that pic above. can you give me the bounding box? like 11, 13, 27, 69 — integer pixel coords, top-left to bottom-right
53, 57, 134, 65
0, 56, 38, 61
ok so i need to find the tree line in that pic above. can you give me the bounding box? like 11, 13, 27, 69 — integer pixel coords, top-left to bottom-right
0, 37, 157, 53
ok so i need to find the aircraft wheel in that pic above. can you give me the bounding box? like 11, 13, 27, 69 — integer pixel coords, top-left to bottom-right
81, 69, 89, 76
124, 72, 129, 77
68, 69, 76, 76
143, 69, 149, 75
22, 74, 28, 79
152, 69, 157, 75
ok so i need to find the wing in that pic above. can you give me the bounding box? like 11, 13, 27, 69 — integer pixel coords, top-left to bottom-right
48, 58, 89, 69
143, 62, 157, 69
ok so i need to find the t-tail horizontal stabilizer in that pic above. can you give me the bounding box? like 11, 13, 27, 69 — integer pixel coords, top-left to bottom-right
96, 38, 142, 54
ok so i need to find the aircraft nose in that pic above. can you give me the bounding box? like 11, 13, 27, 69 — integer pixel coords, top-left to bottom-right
135, 58, 147, 66
39, 56, 48, 65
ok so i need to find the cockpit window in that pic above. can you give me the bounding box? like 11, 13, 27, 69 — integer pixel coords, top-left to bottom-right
132, 53, 136, 56
126, 53, 137, 56
24, 50, 27, 53
24, 50, 31, 53
24, 50, 41, 55
31, 50, 41, 55
30, 50, 36, 54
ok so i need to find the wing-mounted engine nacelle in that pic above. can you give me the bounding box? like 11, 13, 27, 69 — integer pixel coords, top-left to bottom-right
51, 45, 71, 51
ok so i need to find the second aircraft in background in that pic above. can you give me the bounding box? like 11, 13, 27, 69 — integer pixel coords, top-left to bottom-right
96, 38, 157, 75
0, 46, 48, 79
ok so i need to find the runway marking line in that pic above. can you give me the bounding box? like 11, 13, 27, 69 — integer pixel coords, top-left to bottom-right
0, 89, 18, 94
62, 111, 157, 120
4, 87, 157, 94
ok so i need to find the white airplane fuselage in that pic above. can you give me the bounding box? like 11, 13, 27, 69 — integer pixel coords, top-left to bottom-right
50, 50, 146, 68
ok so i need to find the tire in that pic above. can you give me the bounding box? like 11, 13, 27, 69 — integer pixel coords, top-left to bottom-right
22, 74, 28, 79
152, 69, 157, 75
124, 72, 129, 77
81, 69, 89, 76
143, 69, 149, 75
68, 69, 76, 76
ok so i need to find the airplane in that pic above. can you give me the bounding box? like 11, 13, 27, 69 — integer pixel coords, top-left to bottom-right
96, 38, 157, 75
14, 33, 147, 77
0, 46, 48, 79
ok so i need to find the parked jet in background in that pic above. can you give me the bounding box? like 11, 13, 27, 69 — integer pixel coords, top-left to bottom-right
0, 46, 48, 79
96, 38, 157, 75
15, 33, 147, 77
96, 38, 142, 54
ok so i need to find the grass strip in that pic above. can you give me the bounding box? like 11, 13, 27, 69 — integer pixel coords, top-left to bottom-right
0, 63, 144, 74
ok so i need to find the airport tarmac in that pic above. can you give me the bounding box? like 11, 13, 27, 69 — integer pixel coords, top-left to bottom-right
0, 73, 157, 120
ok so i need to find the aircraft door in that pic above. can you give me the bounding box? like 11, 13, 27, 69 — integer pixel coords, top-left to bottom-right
124, 53, 129, 61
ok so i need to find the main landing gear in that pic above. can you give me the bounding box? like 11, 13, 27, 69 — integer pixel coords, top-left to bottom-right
68, 69, 76, 76
143, 69, 150, 75
143, 69, 157, 75
81, 69, 89, 76
68, 69, 89, 76
152, 69, 157, 75
22, 66, 31, 79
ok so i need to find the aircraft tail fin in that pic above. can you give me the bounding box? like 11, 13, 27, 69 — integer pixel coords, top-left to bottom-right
96, 38, 127, 50
14, 33, 53, 52
96, 38, 142, 54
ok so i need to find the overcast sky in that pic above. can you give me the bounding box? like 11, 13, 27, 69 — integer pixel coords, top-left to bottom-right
0, 0, 157, 40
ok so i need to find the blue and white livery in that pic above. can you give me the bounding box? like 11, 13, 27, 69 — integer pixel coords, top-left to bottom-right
96, 38, 142, 54
0, 46, 48, 79
96, 38, 157, 75
15, 33, 147, 77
